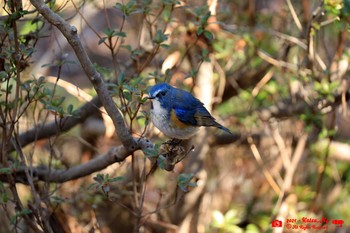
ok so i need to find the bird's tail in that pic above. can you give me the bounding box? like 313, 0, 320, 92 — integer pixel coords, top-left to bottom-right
214, 122, 233, 135
194, 111, 233, 135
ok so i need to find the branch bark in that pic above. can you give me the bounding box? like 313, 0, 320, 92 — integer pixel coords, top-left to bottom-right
6, 97, 102, 152
2, 138, 153, 184
29, 0, 137, 151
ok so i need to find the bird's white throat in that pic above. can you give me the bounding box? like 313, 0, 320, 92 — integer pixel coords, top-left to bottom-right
151, 99, 167, 116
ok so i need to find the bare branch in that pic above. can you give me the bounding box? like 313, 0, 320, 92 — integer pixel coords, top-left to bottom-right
2, 138, 153, 184
259, 91, 350, 121
272, 133, 308, 229
286, 0, 303, 31
6, 97, 102, 152
248, 136, 281, 194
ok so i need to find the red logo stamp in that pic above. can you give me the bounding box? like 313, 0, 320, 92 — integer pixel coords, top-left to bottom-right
332, 219, 344, 228
271, 219, 283, 228
271, 217, 344, 230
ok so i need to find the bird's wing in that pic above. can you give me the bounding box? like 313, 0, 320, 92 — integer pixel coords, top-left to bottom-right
172, 90, 232, 134
173, 91, 215, 126
173, 107, 198, 125
172, 89, 207, 126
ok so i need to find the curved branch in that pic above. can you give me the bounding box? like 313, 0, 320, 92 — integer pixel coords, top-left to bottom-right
3, 138, 153, 184
29, 0, 137, 151
6, 97, 102, 152
259, 91, 350, 121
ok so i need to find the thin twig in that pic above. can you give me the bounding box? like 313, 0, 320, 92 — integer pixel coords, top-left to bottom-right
273, 133, 308, 215
252, 69, 274, 97
248, 137, 281, 194
311, 111, 335, 209
30, 0, 137, 151
4, 97, 102, 152
286, 0, 303, 31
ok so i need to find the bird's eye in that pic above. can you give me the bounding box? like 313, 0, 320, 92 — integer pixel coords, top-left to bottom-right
156, 91, 166, 98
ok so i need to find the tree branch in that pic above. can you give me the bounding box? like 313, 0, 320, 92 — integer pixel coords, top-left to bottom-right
5, 97, 102, 153
259, 91, 350, 121
29, 0, 137, 151
2, 138, 153, 184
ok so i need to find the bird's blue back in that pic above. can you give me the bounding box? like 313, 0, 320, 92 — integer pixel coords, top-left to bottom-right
149, 83, 220, 127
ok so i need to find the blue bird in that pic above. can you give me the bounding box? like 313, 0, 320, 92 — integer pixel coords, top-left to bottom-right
148, 83, 232, 140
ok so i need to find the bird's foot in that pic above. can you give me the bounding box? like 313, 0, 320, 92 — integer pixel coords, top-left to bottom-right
176, 145, 195, 163
164, 138, 183, 152
157, 144, 195, 171
165, 138, 182, 146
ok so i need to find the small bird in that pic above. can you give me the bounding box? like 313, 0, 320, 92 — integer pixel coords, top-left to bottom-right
148, 83, 232, 140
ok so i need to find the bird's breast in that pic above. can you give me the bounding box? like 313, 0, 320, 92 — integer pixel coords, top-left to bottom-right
150, 100, 199, 139
150, 100, 170, 130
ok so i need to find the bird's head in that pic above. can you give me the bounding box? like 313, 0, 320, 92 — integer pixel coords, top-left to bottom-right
148, 83, 174, 109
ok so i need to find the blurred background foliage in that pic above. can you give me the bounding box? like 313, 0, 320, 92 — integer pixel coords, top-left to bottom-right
0, 0, 350, 232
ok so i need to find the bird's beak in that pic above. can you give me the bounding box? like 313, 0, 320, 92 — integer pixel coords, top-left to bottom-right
147, 96, 155, 100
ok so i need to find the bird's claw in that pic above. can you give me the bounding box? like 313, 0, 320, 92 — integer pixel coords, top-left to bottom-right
165, 138, 182, 146
158, 143, 195, 171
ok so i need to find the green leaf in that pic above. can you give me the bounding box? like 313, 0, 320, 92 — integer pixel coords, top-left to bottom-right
163, 5, 172, 22
177, 173, 197, 192
0, 71, 8, 80
118, 72, 126, 85
188, 69, 198, 78
342, 0, 350, 15
224, 209, 240, 224
143, 147, 158, 158
114, 0, 141, 16
121, 44, 132, 51
0, 167, 12, 174
203, 30, 213, 41
104, 28, 115, 37
38, 76, 45, 84
160, 44, 170, 49
98, 37, 107, 45
153, 30, 169, 44
51, 96, 65, 107
93, 174, 105, 183
20, 17, 43, 35
50, 195, 66, 204
212, 210, 225, 227
137, 96, 149, 104
10, 209, 32, 225
162, 0, 181, 5
67, 104, 74, 114
157, 155, 166, 170
87, 183, 98, 190
245, 224, 260, 233
197, 26, 204, 35
115, 31, 126, 37
45, 105, 61, 113
123, 84, 138, 93
200, 11, 211, 25
109, 176, 125, 183
123, 91, 132, 102
201, 48, 209, 60
1, 192, 8, 204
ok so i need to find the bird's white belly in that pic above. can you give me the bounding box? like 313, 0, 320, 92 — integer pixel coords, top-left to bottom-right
150, 101, 199, 139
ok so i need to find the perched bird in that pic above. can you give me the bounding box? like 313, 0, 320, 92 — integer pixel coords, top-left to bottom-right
148, 83, 232, 140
